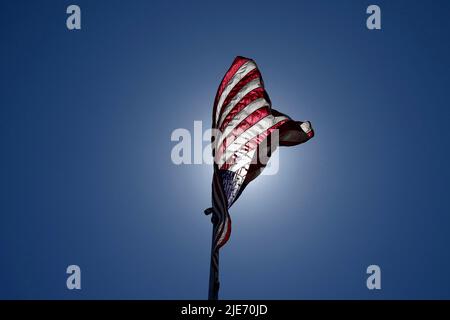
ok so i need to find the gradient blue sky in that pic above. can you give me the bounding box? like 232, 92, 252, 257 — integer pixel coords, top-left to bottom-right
1, 0, 450, 299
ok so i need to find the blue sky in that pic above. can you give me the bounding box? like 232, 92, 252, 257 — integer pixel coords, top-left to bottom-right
1, 0, 450, 299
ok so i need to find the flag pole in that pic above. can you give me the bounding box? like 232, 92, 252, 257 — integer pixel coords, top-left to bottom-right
205, 207, 220, 300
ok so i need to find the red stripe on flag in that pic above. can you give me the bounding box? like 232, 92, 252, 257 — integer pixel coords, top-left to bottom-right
219, 87, 265, 131
216, 214, 232, 249
213, 57, 249, 123
215, 107, 271, 163
220, 119, 289, 170
217, 68, 261, 122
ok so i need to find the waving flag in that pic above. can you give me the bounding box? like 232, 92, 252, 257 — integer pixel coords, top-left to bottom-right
205, 56, 314, 299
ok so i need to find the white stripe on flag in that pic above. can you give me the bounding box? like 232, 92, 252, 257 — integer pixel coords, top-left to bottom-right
218, 115, 288, 167
228, 148, 256, 173
215, 61, 256, 124
214, 98, 269, 151
217, 78, 262, 128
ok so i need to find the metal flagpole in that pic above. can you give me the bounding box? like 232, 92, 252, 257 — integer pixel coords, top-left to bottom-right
205, 164, 227, 300
205, 207, 220, 300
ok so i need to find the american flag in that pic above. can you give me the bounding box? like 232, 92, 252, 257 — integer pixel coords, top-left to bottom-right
208, 56, 314, 249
